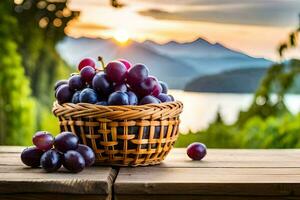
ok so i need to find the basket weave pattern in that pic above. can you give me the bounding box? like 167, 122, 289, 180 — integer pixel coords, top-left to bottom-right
52, 101, 183, 166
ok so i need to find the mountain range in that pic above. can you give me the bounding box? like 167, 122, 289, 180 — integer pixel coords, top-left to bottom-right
57, 37, 273, 91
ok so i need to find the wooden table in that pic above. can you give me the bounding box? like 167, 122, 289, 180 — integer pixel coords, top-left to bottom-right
0, 147, 299, 200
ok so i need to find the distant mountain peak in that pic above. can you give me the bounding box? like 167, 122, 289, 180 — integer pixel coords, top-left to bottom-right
192, 37, 211, 45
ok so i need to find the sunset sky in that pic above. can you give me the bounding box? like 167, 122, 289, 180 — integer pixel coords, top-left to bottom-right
66, 0, 300, 60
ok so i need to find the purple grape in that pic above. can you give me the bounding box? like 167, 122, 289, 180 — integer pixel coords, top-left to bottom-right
54, 80, 68, 91
108, 91, 129, 105
79, 88, 98, 104
126, 91, 138, 105
149, 76, 162, 97
63, 150, 85, 173
75, 144, 95, 167
96, 101, 108, 106
157, 93, 172, 103
139, 95, 161, 105
68, 75, 85, 91
92, 73, 113, 96
21, 147, 44, 167
135, 76, 160, 97
32, 131, 54, 151
187, 142, 207, 160
72, 91, 81, 104
159, 81, 168, 94
105, 61, 127, 83
169, 95, 175, 101
127, 64, 149, 87
80, 66, 96, 83
117, 59, 132, 70
114, 83, 127, 92
40, 149, 62, 172
56, 85, 73, 105
78, 58, 96, 71
54, 132, 79, 153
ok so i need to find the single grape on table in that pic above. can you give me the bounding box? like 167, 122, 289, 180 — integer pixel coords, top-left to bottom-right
187, 142, 207, 161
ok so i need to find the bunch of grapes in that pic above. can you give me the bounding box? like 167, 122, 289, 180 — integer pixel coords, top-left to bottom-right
55, 58, 175, 105
21, 131, 95, 173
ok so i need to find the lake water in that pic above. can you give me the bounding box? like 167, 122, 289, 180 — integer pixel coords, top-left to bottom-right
169, 90, 300, 132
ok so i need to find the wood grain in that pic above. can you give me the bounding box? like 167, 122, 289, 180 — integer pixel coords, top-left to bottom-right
116, 195, 300, 200
0, 146, 117, 200
160, 148, 300, 168
0, 193, 110, 200
115, 167, 300, 195
0, 167, 117, 194
115, 148, 300, 199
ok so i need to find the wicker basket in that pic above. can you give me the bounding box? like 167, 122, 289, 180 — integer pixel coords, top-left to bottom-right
52, 101, 183, 166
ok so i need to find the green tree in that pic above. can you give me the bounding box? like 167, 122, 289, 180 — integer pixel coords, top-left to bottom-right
0, 4, 35, 145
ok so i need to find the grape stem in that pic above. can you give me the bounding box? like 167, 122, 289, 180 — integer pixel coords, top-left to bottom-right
98, 56, 105, 71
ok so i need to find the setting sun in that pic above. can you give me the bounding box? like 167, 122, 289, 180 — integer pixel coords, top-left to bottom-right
113, 29, 130, 44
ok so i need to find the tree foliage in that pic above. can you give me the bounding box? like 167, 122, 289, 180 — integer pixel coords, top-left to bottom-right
11, 0, 78, 106
0, 3, 35, 145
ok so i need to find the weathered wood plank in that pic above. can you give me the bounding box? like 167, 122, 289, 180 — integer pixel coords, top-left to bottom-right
115, 167, 300, 196
0, 167, 117, 195
116, 195, 300, 200
160, 149, 300, 168
2, 148, 300, 168
0, 193, 110, 200
0, 146, 24, 153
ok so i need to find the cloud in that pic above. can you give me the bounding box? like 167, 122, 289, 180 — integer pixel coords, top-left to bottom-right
138, 1, 300, 27
68, 22, 109, 31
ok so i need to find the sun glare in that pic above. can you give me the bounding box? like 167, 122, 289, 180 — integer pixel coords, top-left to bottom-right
113, 29, 130, 44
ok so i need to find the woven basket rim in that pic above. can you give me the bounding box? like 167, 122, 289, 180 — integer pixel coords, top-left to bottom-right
52, 100, 183, 120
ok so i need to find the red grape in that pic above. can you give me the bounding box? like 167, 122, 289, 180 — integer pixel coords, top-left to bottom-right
92, 73, 113, 96
32, 131, 54, 151
56, 85, 73, 105
105, 61, 127, 83
135, 76, 160, 97
63, 150, 85, 173
187, 142, 207, 160
80, 66, 96, 83
118, 59, 132, 70
68, 75, 85, 91
139, 95, 161, 105
108, 91, 129, 105
54, 132, 79, 153
127, 64, 149, 87
78, 58, 96, 71
76, 144, 95, 167
149, 76, 162, 97
40, 149, 62, 172
21, 147, 44, 167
